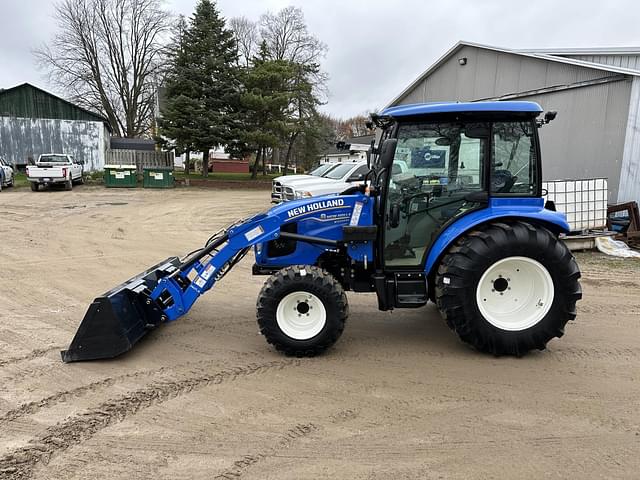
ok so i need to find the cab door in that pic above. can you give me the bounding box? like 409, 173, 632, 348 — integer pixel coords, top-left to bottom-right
383, 122, 489, 269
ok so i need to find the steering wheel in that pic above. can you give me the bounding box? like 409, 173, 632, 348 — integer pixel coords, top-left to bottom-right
492, 170, 517, 193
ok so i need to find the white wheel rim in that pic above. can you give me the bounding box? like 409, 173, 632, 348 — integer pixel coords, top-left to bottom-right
476, 256, 554, 331
276, 291, 327, 340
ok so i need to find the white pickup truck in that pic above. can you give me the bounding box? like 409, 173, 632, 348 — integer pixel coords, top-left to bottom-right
287, 162, 370, 200
286, 161, 410, 201
27, 154, 85, 191
271, 163, 339, 202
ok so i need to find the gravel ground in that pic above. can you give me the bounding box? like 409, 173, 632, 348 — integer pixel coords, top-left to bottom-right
0, 186, 639, 479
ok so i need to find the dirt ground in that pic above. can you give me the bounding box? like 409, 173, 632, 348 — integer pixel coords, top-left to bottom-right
0, 186, 639, 480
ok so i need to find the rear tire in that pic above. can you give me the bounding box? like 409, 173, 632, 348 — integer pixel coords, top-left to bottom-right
435, 221, 582, 356
257, 265, 348, 357
65, 175, 73, 191
30, 182, 38, 192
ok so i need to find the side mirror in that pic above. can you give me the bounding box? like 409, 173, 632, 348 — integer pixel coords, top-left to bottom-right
378, 138, 397, 170
538, 110, 558, 127
366, 139, 375, 169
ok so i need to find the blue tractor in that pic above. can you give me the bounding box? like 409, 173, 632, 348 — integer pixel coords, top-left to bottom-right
62, 101, 582, 362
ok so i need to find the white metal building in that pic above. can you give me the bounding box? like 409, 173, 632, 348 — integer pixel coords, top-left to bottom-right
385, 42, 640, 205
319, 135, 375, 164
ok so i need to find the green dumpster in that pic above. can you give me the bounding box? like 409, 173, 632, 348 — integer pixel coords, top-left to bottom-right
143, 167, 175, 188
104, 165, 138, 188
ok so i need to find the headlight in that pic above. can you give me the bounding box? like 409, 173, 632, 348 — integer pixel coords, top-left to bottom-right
296, 191, 312, 198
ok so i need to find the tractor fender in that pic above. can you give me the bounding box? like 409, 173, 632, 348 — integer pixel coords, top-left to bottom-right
425, 197, 570, 276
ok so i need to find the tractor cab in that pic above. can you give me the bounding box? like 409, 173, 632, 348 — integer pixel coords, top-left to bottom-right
367, 102, 551, 309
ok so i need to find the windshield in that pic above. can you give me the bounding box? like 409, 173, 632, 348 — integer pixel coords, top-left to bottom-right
39, 155, 69, 163
309, 164, 334, 176
324, 163, 355, 180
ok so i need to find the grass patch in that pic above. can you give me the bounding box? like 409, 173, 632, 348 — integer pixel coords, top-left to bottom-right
85, 170, 104, 184
175, 171, 279, 181
12, 172, 30, 188
574, 251, 640, 272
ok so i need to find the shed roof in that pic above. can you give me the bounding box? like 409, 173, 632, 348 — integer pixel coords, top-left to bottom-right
519, 47, 640, 56
385, 41, 640, 109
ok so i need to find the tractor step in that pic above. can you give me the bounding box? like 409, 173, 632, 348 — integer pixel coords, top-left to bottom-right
394, 272, 428, 307
373, 271, 429, 310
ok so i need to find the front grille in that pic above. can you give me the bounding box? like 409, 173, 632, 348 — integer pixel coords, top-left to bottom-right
271, 181, 283, 201
284, 186, 295, 201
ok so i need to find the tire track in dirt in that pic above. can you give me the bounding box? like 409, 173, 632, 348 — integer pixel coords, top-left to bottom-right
212, 408, 359, 479
0, 361, 205, 427
0, 347, 60, 369
0, 359, 299, 480
547, 346, 640, 362
213, 423, 319, 480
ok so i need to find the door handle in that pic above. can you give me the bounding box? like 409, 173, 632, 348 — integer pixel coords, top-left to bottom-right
464, 191, 489, 203
390, 204, 401, 228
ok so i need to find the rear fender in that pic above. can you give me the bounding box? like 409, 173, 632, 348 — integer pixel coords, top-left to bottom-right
425, 197, 570, 276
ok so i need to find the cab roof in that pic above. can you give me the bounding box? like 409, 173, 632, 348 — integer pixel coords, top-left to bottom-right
381, 101, 543, 118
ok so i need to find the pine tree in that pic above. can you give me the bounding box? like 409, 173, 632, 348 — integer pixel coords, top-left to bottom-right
158, 17, 198, 173
159, 1, 240, 177
239, 42, 298, 179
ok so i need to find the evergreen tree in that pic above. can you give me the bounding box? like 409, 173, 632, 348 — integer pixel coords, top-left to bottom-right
159, 1, 240, 176
158, 17, 198, 173
240, 42, 298, 179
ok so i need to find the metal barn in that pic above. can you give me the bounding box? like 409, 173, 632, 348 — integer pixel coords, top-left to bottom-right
385, 42, 640, 205
0, 83, 110, 171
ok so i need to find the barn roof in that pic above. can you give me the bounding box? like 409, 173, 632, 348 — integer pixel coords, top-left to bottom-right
0, 83, 109, 126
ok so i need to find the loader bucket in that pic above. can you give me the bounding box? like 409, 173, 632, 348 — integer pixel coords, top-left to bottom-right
61, 257, 182, 363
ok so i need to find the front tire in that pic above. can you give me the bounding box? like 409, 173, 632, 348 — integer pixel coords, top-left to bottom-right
30, 182, 39, 192
257, 265, 348, 357
435, 221, 582, 356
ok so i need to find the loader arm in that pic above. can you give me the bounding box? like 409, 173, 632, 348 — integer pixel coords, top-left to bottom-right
61, 213, 287, 362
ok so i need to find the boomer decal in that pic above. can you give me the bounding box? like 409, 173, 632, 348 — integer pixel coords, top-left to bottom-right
286, 198, 347, 219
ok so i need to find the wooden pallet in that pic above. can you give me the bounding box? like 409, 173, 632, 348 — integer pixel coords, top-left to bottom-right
607, 201, 640, 246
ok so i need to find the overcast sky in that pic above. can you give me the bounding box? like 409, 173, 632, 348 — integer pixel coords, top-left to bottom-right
1, 0, 639, 118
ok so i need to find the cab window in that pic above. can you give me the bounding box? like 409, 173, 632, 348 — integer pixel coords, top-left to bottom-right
491, 121, 537, 195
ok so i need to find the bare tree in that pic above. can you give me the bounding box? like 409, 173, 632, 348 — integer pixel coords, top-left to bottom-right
258, 7, 328, 174
259, 7, 326, 65
229, 16, 258, 67
35, 0, 171, 137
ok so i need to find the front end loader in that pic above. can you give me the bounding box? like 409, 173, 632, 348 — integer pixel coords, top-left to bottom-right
62, 101, 581, 362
